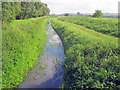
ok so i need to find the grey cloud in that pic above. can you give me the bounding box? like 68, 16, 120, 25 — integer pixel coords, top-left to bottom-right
41, 0, 119, 14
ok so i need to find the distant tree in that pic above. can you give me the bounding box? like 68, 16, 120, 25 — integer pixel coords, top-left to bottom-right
92, 9, 103, 18
77, 12, 80, 16
65, 13, 69, 16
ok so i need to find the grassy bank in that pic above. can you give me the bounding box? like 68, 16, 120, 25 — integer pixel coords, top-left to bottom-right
2, 17, 50, 88
58, 16, 119, 37
51, 18, 119, 88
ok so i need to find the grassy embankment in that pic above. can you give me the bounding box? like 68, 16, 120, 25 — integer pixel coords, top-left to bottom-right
2, 17, 50, 88
51, 18, 119, 88
58, 16, 119, 37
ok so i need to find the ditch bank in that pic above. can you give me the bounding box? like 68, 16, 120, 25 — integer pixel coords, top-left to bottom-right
18, 20, 65, 88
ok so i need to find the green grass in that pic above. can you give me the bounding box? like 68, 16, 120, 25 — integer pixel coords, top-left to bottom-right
2, 17, 50, 88
51, 18, 119, 88
0, 21, 2, 90
58, 16, 119, 37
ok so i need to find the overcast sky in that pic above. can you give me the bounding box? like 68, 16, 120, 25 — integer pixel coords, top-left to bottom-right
41, 0, 119, 14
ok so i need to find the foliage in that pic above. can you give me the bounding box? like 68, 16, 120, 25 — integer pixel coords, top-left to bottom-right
2, 2, 21, 23
2, 17, 50, 88
2, 2, 50, 23
64, 13, 69, 16
77, 12, 80, 16
51, 18, 119, 88
92, 9, 103, 18
58, 16, 119, 37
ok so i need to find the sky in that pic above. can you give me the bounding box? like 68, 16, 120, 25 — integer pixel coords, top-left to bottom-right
41, 0, 119, 14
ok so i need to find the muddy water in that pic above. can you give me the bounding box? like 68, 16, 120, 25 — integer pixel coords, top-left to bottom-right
18, 21, 65, 88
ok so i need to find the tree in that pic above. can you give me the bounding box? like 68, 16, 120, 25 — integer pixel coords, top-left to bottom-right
92, 9, 103, 18
2, 2, 21, 23
65, 13, 69, 16
77, 12, 80, 16
2, 2, 50, 23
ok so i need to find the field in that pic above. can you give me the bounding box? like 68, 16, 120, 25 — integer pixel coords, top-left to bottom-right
2, 15, 120, 88
51, 17, 119, 88
58, 16, 119, 37
2, 17, 50, 88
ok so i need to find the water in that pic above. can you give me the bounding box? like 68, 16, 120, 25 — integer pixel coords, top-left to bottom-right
18, 20, 65, 88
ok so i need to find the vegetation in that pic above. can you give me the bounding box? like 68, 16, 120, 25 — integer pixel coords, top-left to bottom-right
77, 12, 80, 16
64, 13, 69, 16
2, 1, 51, 88
2, 17, 50, 88
51, 18, 119, 88
2, 2, 50, 23
2, 1, 120, 89
92, 9, 103, 18
0, 28, 1, 87
58, 16, 119, 37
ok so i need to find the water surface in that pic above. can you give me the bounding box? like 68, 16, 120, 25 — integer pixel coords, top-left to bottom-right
18, 21, 65, 88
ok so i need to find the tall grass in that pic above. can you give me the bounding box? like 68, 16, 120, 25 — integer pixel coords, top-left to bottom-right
51, 18, 119, 88
58, 16, 119, 37
2, 17, 50, 88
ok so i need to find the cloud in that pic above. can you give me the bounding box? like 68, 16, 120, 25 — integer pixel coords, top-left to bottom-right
41, 0, 119, 14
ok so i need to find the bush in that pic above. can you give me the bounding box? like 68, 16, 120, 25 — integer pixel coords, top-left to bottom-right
64, 13, 69, 16
92, 9, 103, 18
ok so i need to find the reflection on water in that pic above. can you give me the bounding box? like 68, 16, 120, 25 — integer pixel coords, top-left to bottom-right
18, 21, 65, 88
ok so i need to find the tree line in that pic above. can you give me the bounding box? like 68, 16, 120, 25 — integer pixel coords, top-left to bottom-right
2, 2, 50, 23
64, 10, 103, 18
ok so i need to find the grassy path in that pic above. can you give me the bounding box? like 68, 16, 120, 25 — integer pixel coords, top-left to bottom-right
58, 16, 119, 37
